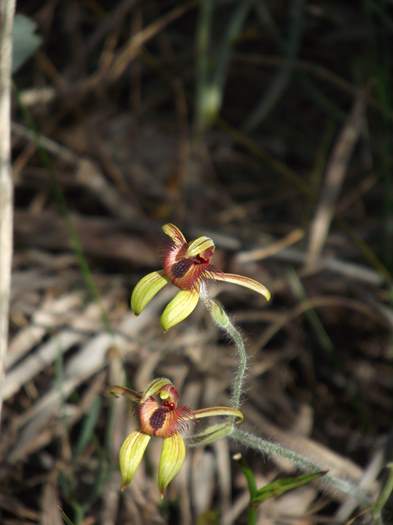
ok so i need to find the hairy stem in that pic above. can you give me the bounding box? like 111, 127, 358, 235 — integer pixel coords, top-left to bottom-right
223, 315, 247, 409
202, 295, 247, 409
231, 428, 371, 506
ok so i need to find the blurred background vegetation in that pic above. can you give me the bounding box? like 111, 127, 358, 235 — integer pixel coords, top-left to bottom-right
2, 0, 393, 523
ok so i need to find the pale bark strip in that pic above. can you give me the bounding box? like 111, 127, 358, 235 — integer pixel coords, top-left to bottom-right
0, 0, 16, 423
306, 89, 367, 271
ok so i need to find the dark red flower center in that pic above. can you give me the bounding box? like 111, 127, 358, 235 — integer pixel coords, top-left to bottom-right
149, 407, 167, 431
163, 242, 214, 290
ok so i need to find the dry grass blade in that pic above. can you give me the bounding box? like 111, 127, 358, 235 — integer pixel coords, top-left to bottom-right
40, 473, 63, 525
110, 2, 195, 81
252, 295, 387, 351
236, 228, 304, 263
0, 0, 16, 425
335, 449, 384, 522
7, 292, 170, 463
306, 88, 368, 271
2, 330, 83, 400
6, 292, 83, 369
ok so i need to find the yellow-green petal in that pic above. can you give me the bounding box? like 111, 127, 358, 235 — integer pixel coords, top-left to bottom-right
192, 406, 244, 424
131, 271, 169, 315
207, 272, 271, 302
162, 223, 187, 246
158, 433, 186, 496
119, 431, 151, 490
160, 289, 200, 331
186, 236, 215, 257
141, 377, 173, 403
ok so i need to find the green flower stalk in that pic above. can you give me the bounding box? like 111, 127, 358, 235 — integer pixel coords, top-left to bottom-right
203, 296, 247, 410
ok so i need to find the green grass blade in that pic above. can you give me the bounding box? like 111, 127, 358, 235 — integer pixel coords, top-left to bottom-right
252, 471, 326, 505
74, 397, 102, 458
245, 0, 305, 130
373, 463, 393, 519
234, 453, 257, 498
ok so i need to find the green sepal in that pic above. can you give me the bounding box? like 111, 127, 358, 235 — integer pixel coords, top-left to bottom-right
158, 433, 186, 496
160, 289, 199, 331
131, 271, 168, 315
185, 422, 234, 447
119, 431, 151, 489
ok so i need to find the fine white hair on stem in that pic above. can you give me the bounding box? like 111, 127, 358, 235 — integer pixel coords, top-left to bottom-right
230, 428, 371, 506
203, 298, 248, 410
202, 289, 371, 508
0, 0, 16, 425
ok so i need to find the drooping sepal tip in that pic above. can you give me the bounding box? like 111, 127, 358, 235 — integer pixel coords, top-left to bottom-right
108, 385, 142, 402
119, 431, 151, 490
162, 223, 187, 246
208, 272, 271, 302
158, 433, 186, 496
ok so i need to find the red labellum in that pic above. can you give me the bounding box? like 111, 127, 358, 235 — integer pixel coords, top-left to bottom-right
138, 384, 193, 438
163, 240, 214, 290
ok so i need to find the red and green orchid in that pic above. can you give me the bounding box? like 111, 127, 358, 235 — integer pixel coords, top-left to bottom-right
110, 378, 243, 496
131, 224, 271, 330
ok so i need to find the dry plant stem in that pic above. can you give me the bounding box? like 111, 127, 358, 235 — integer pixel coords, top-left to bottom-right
0, 0, 16, 424
306, 88, 366, 270
231, 428, 371, 507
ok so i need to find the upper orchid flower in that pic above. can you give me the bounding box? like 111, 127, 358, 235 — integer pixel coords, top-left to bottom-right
110, 378, 243, 496
131, 224, 271, 330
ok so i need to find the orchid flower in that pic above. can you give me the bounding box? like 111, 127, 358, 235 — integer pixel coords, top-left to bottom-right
110, 378, 243, 496
131, 224, 271, 330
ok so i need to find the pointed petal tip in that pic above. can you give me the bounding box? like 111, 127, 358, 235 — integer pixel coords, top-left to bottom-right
158, 434, 186, 495
208, 272, 271, 302
109, 385, 142, 402
162, 224, 187, 245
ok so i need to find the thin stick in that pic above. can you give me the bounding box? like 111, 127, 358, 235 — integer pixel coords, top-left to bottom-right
0, 0, 16, 425
306, 89, 367, 270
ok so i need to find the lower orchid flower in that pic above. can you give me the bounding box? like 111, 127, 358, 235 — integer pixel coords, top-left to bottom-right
131, 223, 271, 331
110, 377, 243, 496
